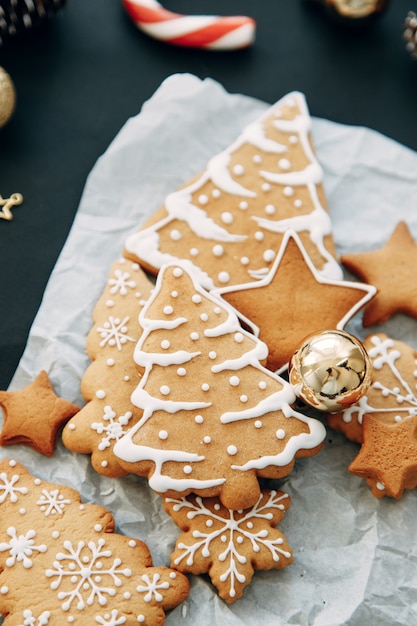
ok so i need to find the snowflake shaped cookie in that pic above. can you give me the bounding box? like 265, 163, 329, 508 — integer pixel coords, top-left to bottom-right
0, 459, 189, 625
327, 333, 417, 497
164, 488, 292, 603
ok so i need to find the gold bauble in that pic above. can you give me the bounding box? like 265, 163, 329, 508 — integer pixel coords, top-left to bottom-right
0, 67, 16, 128
289, 330, 372, 413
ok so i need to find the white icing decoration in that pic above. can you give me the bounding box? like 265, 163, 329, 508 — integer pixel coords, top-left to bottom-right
96, 390, 106, 399
108, 270, 136, 296
159, 430, 168, 440
136, 573, 170, 602
96, 316, 136, 351
212, 244, 224, 257
95, 609, 127, 625
36, 489, 71, 516
168, 491, 291, 599
0, 527, 47, 568
91, 406, 133, 451
198, 194, 209, 205
0, 472, 28, 503
45, 538, 132, 611
20, 609, 51, 625
227, 445, 238, 456
218, 271, 230, 284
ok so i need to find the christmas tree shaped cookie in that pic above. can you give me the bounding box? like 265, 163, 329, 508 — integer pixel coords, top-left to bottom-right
0, 459, 189, 625
114, 262, 326, 510
124, 91, 340, 288
164, 489, 293, 603
327, 334, 417, 498
62, 258, 154, 477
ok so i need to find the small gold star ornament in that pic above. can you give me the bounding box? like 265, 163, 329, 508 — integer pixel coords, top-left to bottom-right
0, 66, 16, 128
289, 330, 372, 412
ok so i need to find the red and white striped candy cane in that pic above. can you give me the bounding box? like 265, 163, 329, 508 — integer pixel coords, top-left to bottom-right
122, 0, 256, 50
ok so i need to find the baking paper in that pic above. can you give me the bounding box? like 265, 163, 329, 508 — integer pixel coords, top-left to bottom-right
2, 73, 417, 626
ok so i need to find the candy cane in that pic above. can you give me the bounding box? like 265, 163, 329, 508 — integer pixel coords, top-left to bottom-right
122, 0, 256, 50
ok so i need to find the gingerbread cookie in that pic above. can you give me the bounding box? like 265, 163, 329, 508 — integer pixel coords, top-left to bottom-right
62, 258, 154, 477
164, 489, 292, 603
113, 261, 326, 510
327, 333, 417, 497
215, 230, 376, 371
341, 221, 417, 326
0, 459, 189, 625
0, 370, 79, 456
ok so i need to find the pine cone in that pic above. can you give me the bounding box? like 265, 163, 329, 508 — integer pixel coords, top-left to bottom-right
404, 10, 417, 59
0, 0, 67, 46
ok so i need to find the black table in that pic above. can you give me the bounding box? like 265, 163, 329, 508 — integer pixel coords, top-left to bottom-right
1, 0, 416, 389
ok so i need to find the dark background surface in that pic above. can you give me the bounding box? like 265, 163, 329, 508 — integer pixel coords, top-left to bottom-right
0, 0, 416, 390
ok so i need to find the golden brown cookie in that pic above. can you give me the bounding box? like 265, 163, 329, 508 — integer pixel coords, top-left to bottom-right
216, 230, 376, 371
0, 458, 189, 625
327, 333, 417, 497
113, 261, 326, 510
341, 221, 417, 326
62, 258, 154, 477
164, 489, 292, 603
0, 371, 79, 456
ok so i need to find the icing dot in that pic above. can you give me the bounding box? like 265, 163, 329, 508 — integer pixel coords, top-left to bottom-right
279, 158, 291, 170
170, 229, 182, 241
161, 339, 170, 349
160, 385, 170, 396
183, 465, 192, 474
198, 194, 209, 205
212, 244, 224, 257
101, 460, 108, 467
289, 135, 298, 144
171, 290, 178, 298
229, 376, 240, 387
19, 508, 26, 515
105, 299, 115, 307
253, 154, 262, 163
190, 332, 199, 341
262, 183, 271, 192
265, 204, 275, 215
394, 415, 402, 423
214, 307, 222, 315
206, 519, 214, 527
34, 478, 41, 485
177, 367, 187, 376
195, 415, 204, 424
190, 247, 199, 256
218, 271, 230, 284
137, 616, 145, 623
202, 383, 210, 391
234, 332, 244, 343
241, 256, 250, 265
68, 616, 74, 623
163, 305, 174, 315
227, 445, 238, 456
0, 586, 9, 594
200, 313, 209, 322
276, 429, 286, 440
169, 572, 177, 579
254, 420, 263, 428
173, 267, 183, 277
203, 436, 211, 444
237, 536, 244, 544
283, 186, 294, 197
124, 592, 131, 599
94, 524, 103, 532
221, 211, 234, 224
376, 482, 385, 491
233, 163, 245, 176
240, 395, 248, 403
159, 430, 168, 440
247, 521, 254, 529
68, 423, 76, 430
96, 390, 106, 399
209, 351, 217, 359
259, 381, 267, 390
239, 200, 249, 210
106, 358, 115, 366
263, 249, 276, 263
294, 199, 303, 208
9, 460, 17, 467
254, 231, 264, 241
214, 503, 221, 510
212, 189, 221, 198
52, 531, 60, 539
129, 540, 137, 547
221, 535, 227, 542
192, 294, 202, 303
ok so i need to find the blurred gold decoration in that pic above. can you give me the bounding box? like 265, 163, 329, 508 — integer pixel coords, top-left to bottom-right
305, 0, 390, 23
0, 193, 24, 221
404, 11, 417, 58
0, 66, 16, 127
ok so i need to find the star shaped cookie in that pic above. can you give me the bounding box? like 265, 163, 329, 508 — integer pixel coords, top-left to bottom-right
341, 221, 417, 326
349, 414, 417, 499
215, 230, 376, 371
0, 370, 79, 456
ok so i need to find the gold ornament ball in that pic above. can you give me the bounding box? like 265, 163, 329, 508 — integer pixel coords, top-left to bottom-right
289, 329, 372, 413
0, 67, 16, 128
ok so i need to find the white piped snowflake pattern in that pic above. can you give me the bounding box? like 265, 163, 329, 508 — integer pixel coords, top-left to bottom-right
19, 609, 51, 625
45, 538, 132, 611
96, 316, 136, 351
95, 609, 127, 625
136, 573, 170, 603
342, 335, 417, 426
36, 489, 72, 516
108, 270, 137, 296
91, 406, 134, 451
0, 472, 28, 503
0, 527, 47, 569
166, 489, 292, 601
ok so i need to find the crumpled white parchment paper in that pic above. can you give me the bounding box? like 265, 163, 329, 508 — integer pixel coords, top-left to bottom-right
2, 73, 417, 626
